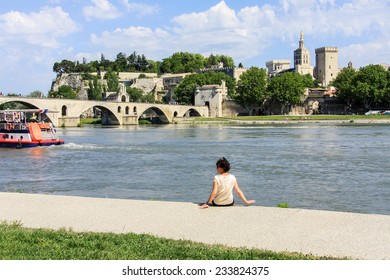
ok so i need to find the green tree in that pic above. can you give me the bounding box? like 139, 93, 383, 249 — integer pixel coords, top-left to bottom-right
53, 59, 76, 74
104, 69, 119, 92
173, 74, 203, 104
87, 76, 103, 100
28, 90, 45, 98
126, 87, 144, 102
267, 72, 306, 115
139, 93, 155, 103
174, 72, 235, 105
234, 67, 268, 115
49, 85, 77, 99
160, 52, 205, 73
138, 54, 148, 71
301, 74, 319, 88
114, 52, 128, 72
205, 54, 235, 68
331, 67, 357, 111
354, 64, 388, 109
385, 67, 390, 107
100, 53, 111, 71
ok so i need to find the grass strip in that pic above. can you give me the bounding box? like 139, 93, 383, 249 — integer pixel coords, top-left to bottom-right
0, 222, 337, 260
79, 118, 102, 125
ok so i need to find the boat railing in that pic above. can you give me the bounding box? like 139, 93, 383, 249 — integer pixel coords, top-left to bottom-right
0, 122, 28, 131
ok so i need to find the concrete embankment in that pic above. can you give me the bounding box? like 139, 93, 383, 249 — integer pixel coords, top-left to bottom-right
1, 192, 389, 260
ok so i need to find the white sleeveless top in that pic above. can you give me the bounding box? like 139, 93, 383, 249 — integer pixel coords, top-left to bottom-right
213, 174, 236, 205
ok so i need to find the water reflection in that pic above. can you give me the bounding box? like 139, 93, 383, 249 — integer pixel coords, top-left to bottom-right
27, 147, 44, 159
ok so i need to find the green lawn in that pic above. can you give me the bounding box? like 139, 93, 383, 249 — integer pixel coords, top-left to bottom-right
0, 222, 337, 260
79, 118, 102, 125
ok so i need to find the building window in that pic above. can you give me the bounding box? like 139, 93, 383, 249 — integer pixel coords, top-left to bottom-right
61, 105, 67, 116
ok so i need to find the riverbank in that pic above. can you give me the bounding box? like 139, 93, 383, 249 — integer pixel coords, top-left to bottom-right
1, 193, 389, 260
175, 115, 390, 124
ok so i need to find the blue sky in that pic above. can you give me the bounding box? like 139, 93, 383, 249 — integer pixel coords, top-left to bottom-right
1, 0, 389, 95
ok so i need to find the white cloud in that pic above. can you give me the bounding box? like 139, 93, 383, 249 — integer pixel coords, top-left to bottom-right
0, 6, 79, 48
2, 0, 390, 95
172, 1, 240, 34
0, 6, 80, 94
83, 0, 121, 21
340, 39, 390, 67
65, 0, 390, 68
121, 0, 160, 17
89, 26, 169, 60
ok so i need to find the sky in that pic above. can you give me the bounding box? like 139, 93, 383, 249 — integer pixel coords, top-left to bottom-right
1, 0, 389, 95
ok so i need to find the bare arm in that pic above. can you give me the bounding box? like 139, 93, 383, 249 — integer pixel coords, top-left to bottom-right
199, 180, 218, 209
233, 180, 256, 205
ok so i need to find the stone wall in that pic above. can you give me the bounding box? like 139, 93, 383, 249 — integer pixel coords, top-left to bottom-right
222, 99, 246, 117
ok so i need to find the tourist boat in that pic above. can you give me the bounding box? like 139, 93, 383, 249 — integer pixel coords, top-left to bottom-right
0, 109, 64, 148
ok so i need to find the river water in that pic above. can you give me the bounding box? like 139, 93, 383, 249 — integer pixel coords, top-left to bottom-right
1, 123, 389, 215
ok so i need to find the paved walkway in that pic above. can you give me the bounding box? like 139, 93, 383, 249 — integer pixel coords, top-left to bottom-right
1, 192, 389, 259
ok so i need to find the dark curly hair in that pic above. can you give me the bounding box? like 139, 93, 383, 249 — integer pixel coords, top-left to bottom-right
216, 157, 230, 172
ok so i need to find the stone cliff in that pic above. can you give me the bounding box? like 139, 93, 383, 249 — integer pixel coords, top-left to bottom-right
51, 73, 88, 100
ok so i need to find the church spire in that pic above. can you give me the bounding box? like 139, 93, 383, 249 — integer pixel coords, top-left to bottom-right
299, 31, 304, 48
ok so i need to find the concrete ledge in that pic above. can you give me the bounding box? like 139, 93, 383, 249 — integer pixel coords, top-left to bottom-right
1, 192, 389, 259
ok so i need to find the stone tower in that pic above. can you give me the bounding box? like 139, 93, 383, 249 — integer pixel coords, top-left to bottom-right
294, 32, 314, 76
315, 47, 339, 86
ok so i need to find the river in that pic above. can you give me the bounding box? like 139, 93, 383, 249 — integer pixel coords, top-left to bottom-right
1, 123, 389, 215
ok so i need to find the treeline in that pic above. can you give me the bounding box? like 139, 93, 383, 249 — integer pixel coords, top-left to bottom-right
331, 64, 390, 112
172, 66, 318, 115
52, 52, 236, 75
235, 68, 318, 115
234, 64, 390, 115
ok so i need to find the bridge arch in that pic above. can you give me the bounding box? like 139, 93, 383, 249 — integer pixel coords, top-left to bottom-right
79, 105, 120, 125
138, 106, 170, 124
0, 99, 39, 110
0, 99, 57, 123
183, 108, 202, 117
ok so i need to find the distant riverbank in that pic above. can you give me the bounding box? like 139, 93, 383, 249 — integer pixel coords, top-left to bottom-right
175, 115, 390, 124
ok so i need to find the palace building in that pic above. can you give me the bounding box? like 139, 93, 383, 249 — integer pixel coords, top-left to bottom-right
314, 47, 339, 86
266, 32, 340, 87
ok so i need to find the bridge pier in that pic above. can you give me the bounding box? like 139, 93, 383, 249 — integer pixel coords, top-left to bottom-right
58, 117, 80, 127
122, 115, 138, 125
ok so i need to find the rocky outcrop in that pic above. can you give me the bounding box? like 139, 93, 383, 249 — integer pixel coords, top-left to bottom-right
130, 78, 163, 94
51, 73, 88, 100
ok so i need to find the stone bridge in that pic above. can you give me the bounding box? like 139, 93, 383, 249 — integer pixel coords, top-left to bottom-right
0, 96, 209, 127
